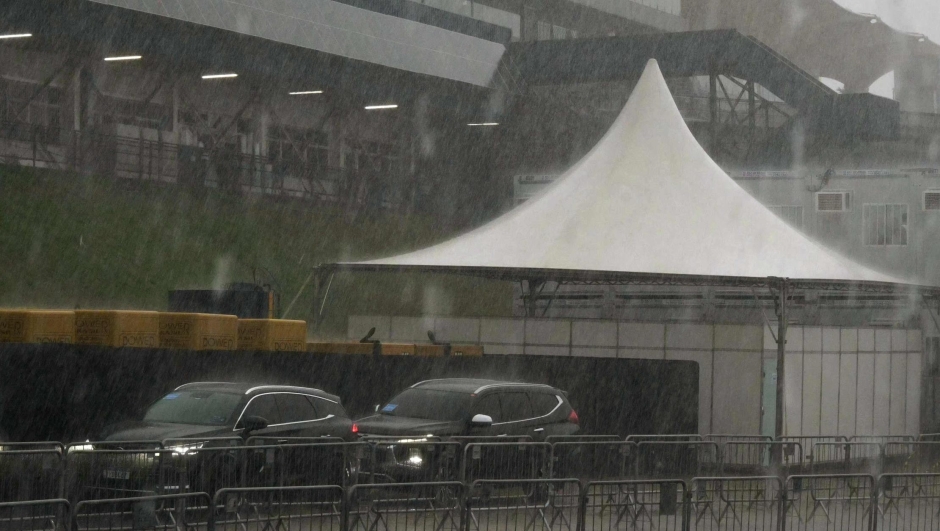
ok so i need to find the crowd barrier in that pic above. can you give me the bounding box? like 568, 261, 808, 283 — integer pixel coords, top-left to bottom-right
3, 434, 940, 530
3, 474, 937, 530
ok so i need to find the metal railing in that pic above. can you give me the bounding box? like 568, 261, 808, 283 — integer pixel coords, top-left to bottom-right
1, 472, 939, 530
689, 476, 781, 530
549, 441, 636, 482
635, 441, 721, 481
0, 450, 64, 503
71, 492, 210, 531
0, 498, 69, 531
347, 481, 463, 531
782, 474, 875, 530
213, 485, 344, 531
0, 120, 382, 206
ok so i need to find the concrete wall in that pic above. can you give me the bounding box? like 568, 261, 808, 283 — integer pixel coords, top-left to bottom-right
349, 315, 924, 437
774, 327, 923, 438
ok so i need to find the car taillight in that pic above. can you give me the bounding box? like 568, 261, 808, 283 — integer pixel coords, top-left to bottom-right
567, 410, 579, 425
351, 423, 359, 434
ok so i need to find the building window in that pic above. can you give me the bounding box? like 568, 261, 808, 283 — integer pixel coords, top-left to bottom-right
98, 95, 171, 131
863, 204, 908, 246
924, 191, 940, 211
768, 206, 804, 230
816, 191, 851, 211
0, 78, 62, 142
268, 126, 329, 175
927, 337, 940, 376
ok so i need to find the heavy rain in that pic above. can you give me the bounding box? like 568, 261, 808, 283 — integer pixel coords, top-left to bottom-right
1, 0, 940, 530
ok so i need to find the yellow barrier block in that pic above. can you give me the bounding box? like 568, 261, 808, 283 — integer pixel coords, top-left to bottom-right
159, 313, 237, 351
75, 310, 159, 348
414, 344, 444, 357
0, 310, 75, 344
307, 342, 375, 354
382, 343, 417, 356
450, 344, 484, 357
238, 319, 306, 352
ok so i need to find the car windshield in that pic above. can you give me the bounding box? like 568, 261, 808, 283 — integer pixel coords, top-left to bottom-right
143, 391, 243, 426
380, 389, 473, 421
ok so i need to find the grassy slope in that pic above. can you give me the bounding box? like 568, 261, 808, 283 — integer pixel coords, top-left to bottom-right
0, 166, 511, 337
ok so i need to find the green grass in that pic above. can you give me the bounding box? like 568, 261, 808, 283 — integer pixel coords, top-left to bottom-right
0, 166, 511, 337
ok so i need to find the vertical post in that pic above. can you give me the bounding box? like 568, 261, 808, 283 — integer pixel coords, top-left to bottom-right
747, 80, 756, 131
774, 278, 789, 445
524, 279, 544, 318
709, 72, 719, 155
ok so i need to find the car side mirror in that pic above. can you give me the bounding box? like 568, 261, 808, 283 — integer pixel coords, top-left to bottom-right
238, 415, 269, 433
470, 414, 493, 428
375, 404, 381, 412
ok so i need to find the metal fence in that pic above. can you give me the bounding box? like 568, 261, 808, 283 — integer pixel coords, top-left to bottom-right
720, 441, 804, 476
462, 442, 551, 485
550, 441, 636, 482
689, 476, 781, 530
63, 448, 171, 503
213, 485, 344, 531
781, 474, 875, 530
347, 482, 464, 531
2, 473, 940, 530
366, 439, 462, 484
884, 442, 940, 473
467, 479, 579, 531
581, 479, 687, 531
0, 498, 69, 531
636, 441, 722, 481
879, 473, 940, 531
0, 450, 63, 503
809, 442, 884, 476
778, 436, 847, 466
71, 492, 211, 531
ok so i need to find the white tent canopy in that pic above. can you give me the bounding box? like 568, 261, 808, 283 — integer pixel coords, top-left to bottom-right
330, 60, 916, 290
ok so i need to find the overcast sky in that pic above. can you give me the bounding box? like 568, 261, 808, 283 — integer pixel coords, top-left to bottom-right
824, 1, 939, 97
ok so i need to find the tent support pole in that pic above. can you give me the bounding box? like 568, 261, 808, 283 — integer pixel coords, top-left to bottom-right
313, 268, 335, 333
771, 277, 789, 461
524, 279, 546, 317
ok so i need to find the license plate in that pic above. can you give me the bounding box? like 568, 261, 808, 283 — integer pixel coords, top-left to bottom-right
103, 468, 130, 480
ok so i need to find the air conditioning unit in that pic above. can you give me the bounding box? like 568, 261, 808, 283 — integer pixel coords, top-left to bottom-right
816, 191, 852, 212
924, 191, 940, 211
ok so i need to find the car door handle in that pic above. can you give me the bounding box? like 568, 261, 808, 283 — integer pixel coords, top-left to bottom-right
533, 428, 544, 433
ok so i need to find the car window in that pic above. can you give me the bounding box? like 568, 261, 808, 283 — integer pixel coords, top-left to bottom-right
143, 391, 242, 426
380, 388, 473, 421
500, 392, 533, 422
242, 395, 281, 425
310, 396, 346, 417
530, 393, 560, 416
472, 394, 502, 422
276, 394, 319, 423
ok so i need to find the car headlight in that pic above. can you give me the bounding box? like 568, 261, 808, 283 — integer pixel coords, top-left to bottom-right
407, 448, 424, 466
168, 442, 205, 455
68, 441, 94, 454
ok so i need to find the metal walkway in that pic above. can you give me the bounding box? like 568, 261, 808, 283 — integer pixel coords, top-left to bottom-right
508, 29, 899, 142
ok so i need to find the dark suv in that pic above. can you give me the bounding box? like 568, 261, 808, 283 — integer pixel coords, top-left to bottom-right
101, 382, 356, 443
356, 379, 578, 483
74, 382, 358, 499
357, 378, 579, 439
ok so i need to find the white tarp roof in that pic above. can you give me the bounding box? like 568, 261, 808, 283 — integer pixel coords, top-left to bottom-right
338, 60, 909, 288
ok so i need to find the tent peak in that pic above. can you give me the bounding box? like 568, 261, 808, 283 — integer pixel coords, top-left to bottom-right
335, 58, 910, 288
